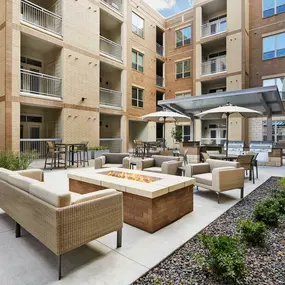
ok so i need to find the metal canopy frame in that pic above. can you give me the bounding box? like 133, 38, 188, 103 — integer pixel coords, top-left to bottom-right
158, 86, 284, 118
158, 86, 285, 142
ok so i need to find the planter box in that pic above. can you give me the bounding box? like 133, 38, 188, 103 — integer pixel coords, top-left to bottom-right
88, 149, 110, 159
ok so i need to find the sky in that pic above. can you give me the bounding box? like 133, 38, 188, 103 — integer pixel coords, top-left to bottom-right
143, 0, 194, 17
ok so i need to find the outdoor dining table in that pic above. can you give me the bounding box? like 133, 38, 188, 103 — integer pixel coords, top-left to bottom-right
55, 143, 86, 169
209, 154, 238, 161
142, 141, 157, 158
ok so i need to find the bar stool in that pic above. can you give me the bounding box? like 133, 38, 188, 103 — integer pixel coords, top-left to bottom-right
44, 142, 65, 170
79, 141, 89, 166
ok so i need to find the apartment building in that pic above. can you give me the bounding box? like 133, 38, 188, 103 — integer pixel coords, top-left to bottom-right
0, 0, 285, 155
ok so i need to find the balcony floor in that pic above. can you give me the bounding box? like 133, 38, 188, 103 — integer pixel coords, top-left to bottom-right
0, 165, 284, 284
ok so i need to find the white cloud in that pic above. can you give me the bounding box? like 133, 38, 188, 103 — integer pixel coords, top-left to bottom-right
143, 0, 177, 11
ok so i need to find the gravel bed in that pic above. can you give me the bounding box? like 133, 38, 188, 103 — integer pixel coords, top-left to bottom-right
133, 177, 285, 285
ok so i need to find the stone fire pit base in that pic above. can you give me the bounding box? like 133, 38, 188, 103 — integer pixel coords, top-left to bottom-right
70, 179, 193, 233
123, 186, 193, 233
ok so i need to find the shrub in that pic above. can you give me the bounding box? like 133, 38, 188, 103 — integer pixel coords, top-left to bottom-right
197, 234, 246, 283
88, 146, 109, 151
0, 152, 35, 171
279, 177, 285, 190
253, 198, 280, 227
238, 219, 267, 246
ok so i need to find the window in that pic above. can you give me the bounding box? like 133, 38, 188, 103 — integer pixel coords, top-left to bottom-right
132, 87, 144, 108
263, 77, 285, 99
176, 26, 191, 47
263, 0, 285, 17
176, 59, 191, 79
132, 12, 144, 38
132, 50, 144, 72
263, 121, 285, 142
263, 32, 285, 60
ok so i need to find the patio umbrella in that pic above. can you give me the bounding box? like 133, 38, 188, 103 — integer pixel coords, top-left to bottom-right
141, 111, 191, 150
196, 104, 262, 158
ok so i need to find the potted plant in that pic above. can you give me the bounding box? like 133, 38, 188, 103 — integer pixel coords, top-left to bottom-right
171, 126, 183, 143
88, 146, 110, 159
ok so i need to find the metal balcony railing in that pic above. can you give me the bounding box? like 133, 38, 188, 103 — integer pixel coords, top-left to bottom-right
201, 17, 227, 38
156, 75, 165, 88
132, 24, 144, 38
156, 43, 164, 57
21, 69, 62, 98
21, 0, 62, 36
20, 138, 62, 158
201, 57, 227, 76
101, 0, 122, 13
100, 138, 122, 153
100, 36, 122, 61
100, 87, 122, 108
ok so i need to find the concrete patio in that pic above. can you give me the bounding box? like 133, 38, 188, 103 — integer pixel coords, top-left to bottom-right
0, 165, 284, 285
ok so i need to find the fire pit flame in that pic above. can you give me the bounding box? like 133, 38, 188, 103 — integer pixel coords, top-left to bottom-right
107, 171, 154, 183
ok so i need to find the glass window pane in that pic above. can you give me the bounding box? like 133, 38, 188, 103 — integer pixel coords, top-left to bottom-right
263, 51, 275, 59
176, 62, 182, 73
132, 99, 137, 107
176, 30, 183, 44
132, 88, 137, 99
263, 9, 275, 17
277, 4, 285, 13
132, 51, 137, 63
263, 0, 274, 10
138, 101, 144, 108
277, 48, 285, 57
263, 36, 275, 53
277, 0, 285, 6
184, 60, 190, 72
276, 77, 285, 93
183, 27, 191, 40
138, 90, 143, 100
138, 54, 143, 66
276, 33, 285, 49
263, 79, 275, 87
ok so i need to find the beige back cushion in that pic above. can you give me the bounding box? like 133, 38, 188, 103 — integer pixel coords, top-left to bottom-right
206, 159, 240, 172
29, 183, 71, 208
8, 174, 40, 193
17, 169, 43, 182
71, 189, 118, 205
0, 168, 14, 182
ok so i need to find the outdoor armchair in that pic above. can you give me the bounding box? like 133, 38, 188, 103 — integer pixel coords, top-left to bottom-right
137, 155, 182, 175
95, 153, 130, 169
185, 159, 245, 203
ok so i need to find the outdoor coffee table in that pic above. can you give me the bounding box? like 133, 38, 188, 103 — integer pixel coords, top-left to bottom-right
68, 168, 195, 233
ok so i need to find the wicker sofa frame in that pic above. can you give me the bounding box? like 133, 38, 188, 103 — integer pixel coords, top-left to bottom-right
0, 170, 123, 280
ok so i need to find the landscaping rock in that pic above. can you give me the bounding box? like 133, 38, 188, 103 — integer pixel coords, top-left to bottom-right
133, 177, 285, 285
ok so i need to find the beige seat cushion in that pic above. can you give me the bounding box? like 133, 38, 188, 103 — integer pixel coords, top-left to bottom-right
8, 174, 41, 193
103, 164, 123, 168
29, 183, 71, 208
144, 167, 162, 173
71, 189, 118, 205
0, 168, 14, 182
193, 173, 213, 186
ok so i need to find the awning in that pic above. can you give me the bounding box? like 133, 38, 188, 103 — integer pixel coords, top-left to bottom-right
158, 86, 284, 118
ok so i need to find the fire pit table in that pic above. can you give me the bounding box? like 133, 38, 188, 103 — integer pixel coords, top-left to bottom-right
68, 168, 195, 233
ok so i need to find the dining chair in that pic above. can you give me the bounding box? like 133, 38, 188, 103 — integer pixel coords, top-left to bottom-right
68, 145, 82, 168
133, 140, 143, 157
237, 154, 255, 184
44, 141, 65, 170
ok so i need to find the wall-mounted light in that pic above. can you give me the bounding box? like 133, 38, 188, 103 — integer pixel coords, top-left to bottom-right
82, 97, 87, 102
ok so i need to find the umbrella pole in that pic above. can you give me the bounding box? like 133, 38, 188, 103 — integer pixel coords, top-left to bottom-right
163, 117, 166, 151
226, 113, 229, 159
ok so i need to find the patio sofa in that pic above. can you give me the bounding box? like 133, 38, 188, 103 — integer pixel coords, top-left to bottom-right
137, 155, 182, 175
0, 168, 123, 280
95, 153, 130, 169
185, 159, 244, 203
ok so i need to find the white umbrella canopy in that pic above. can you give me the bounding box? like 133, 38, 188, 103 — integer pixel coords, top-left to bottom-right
196, 104, 263, 158
196, 105, 263, 119
141, 111, 191, 122
140, 111, 191, 150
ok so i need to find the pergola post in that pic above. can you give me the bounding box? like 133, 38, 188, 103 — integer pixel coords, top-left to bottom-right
267, 115, 273, 142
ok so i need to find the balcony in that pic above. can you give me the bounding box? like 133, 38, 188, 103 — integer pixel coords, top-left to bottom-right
100, 88, 122, 108
100, 36, 122, 61
201, 18, 227, 38
101, 0, 122, 13
21, 0, 62, 36
132, 25, 144, 38
201, 57, 226, 76
21, 69, 62, 98
156, 75, 165, 88
156, 43, 164, 57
